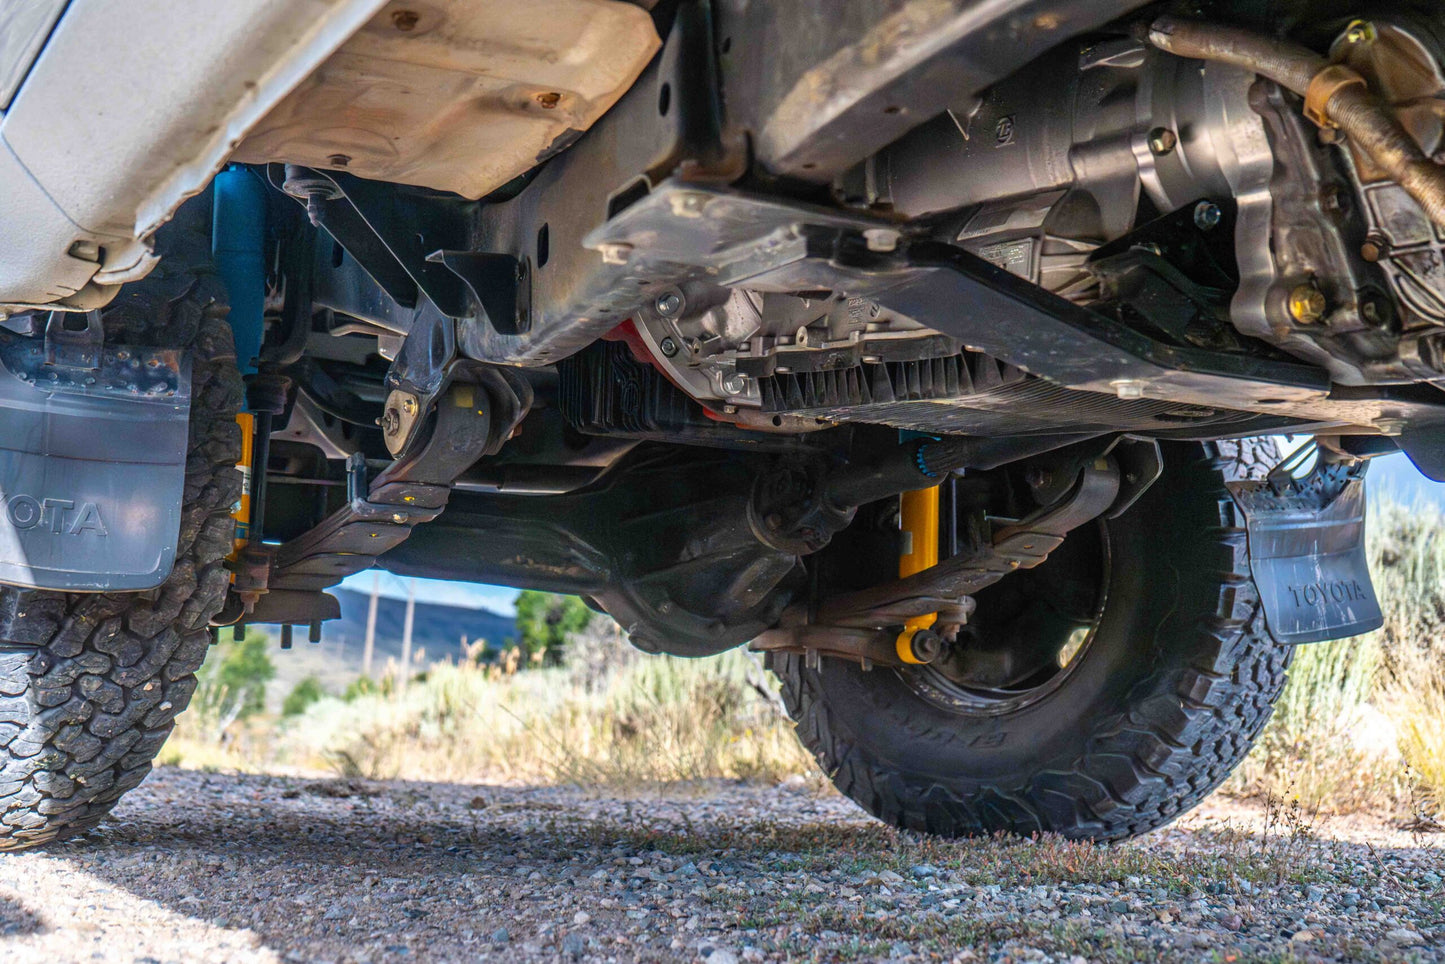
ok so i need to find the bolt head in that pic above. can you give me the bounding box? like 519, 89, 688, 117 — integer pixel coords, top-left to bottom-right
908, 629, 944, 664
862, 228, 901, 253
659, 336, 679, 357
597, 242, 633, 265
1110, 379, 1147, 400
669, 192, 711, 218
1288, 284, 1328, 324
400, 395, 418, 416
1193, 201, 1223, 231
1147, 127, 1178, 156
655, 292, 683, 317
720, 371, 747, 396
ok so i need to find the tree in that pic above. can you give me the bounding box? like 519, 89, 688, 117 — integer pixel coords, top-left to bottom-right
282, 676, 325, 717
514, 591, 592, 666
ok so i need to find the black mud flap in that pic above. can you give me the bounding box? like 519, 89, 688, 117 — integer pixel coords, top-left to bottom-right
1228, 458, 1383, 645
0, 324, 191, 592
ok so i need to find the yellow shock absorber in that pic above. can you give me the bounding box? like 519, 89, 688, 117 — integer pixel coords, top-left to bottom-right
231, 411, 255, 560
896, 484, 940, 663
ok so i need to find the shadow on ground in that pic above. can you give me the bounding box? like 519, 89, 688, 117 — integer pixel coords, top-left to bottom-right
0, 768, 1438, 963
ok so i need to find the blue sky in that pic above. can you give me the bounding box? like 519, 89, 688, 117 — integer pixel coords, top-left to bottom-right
339, 444, 1443, 617
338, 569, 520, 615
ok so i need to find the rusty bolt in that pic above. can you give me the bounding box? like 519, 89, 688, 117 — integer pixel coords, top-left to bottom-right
1361, 238, 1386, 262
1147, 127, 1178, 156
1288, 283, 1328, 324
391, 9, 419, 30
535, 92, 562, 110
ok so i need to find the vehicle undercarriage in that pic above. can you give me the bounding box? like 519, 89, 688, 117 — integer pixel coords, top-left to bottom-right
1, 0, 1443, 845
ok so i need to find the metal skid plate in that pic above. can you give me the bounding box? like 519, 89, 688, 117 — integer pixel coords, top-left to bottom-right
1229, 464, 1383, 645
0, 334, 191, 591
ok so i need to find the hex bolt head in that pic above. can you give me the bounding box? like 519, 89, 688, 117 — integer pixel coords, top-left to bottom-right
659, 336, 679, 357
1147, 127, 1178, 156
862, 228, 901, 253
400, 395, 419, 416
1193, 201, 1223, 231
1110, 379, 1147, 400
655, 292, 683, 317
720, 371, 747, 396
908, 629, 945, 664
1288, 284, 1328, 324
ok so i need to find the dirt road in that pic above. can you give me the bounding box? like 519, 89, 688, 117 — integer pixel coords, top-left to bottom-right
0, 767, 1440, 963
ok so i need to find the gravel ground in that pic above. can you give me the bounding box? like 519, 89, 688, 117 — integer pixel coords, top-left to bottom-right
0, 768, 1440, 963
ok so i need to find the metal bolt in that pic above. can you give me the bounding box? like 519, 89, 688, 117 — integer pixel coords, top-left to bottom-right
659, 336, 679, 357
1111, 379, 1146, 400
597, 242, 633, 265
907, 629, 944, 664
862, 228, 901, 253
391, 512, 407, 524
535, 91, 561, 110
1147, 127, 1178, 156
1361, 238, 1386, 263
720, 371, 747, 396
654, 292, 683, 316
1288, 283, 1328, 324
669, 192, 711, 218
400, 395, 418, 416
1193, 201, 1222, 231
327, 153, 351, 168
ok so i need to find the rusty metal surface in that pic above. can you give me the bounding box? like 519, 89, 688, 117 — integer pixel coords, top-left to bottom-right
233, 0, 660, 199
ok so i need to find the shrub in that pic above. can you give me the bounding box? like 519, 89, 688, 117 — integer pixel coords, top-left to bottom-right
282, 676, 326, 717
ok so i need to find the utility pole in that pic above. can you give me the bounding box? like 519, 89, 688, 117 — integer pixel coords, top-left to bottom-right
362, 571, 379, 678
400, 578, 416, 691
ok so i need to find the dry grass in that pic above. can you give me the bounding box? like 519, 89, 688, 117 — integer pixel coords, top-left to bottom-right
166, 622, 818, 788
1224, 496, 1445, 818
165, 494, 1445, 825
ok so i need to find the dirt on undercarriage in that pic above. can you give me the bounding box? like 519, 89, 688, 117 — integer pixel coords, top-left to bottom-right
0, 767, 1439, 964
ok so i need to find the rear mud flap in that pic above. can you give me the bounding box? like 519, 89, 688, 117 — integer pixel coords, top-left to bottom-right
0, 332, 191, 592
1228, 461, 1383, 645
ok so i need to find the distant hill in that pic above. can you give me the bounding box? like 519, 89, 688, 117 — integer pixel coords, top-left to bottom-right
258, 587, 516, 708
326, 587, 516, 667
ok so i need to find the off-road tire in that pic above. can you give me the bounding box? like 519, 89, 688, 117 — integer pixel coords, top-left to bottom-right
770, 439, 1288, 841
0, 222, 243, 850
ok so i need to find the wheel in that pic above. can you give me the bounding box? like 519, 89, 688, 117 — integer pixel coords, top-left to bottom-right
770, 439, 1288, 841
0, 217, 243, 850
